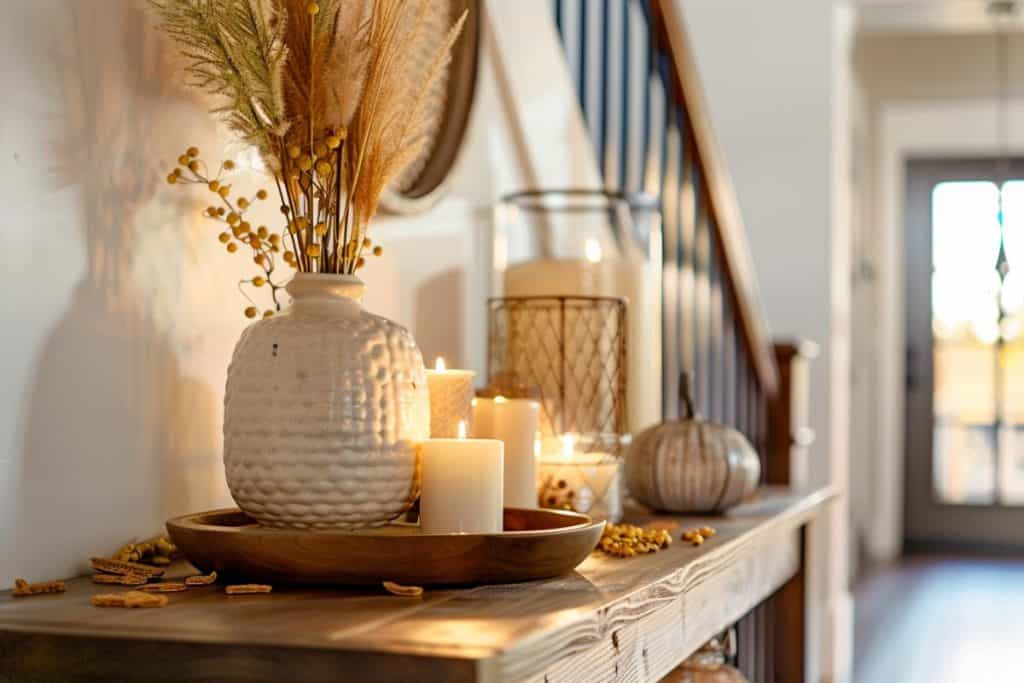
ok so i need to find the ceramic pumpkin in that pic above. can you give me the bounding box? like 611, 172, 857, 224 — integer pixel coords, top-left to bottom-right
625, 374, 760, 513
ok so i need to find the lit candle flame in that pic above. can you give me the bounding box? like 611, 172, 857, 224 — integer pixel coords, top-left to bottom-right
457, 420, 467, 439
584, 238, 602, 263
561, 433, 576, 460
434, 356, 447, 372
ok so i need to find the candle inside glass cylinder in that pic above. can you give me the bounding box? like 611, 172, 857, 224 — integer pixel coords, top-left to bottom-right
504, 238, 662, 433
420, 421, 504, 534
425, 357, 476, 438
492, 396, 541, 508
536, 434, 622, 522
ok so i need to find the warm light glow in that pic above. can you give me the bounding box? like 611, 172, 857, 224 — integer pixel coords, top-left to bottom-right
561, 433, 577, 460
534, 435, 542, 459
457, 420, 467, 439
434, 356, 447, 372
494, 395, 507, 404
585, 238, 603, 263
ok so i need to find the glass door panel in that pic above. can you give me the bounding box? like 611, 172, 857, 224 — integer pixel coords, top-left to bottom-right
930, 181, 1002, 504
933, 345, 996, 424
998, 428, 1024, 504
1000, 183, 1024, 506
934, 425, 995, 504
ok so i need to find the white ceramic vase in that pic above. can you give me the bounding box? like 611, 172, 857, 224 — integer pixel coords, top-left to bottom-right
223, 273, 430, 529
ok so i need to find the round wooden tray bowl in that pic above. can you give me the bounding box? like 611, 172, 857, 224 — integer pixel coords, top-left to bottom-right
166, 507, 605, 586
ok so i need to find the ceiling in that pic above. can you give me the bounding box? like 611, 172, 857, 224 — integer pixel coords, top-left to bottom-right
857, 0, 1024, 34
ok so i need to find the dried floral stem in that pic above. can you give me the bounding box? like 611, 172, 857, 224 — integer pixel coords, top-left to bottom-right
154, 0, 467, 277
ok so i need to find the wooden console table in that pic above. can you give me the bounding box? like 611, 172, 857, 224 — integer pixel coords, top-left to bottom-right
0, 487, 833, 683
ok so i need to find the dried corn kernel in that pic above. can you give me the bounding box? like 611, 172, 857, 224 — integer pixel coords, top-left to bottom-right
383, 581, 423, 597
597, 524, 672, 558
12, 578, 65, 597
225, 584, 272, 595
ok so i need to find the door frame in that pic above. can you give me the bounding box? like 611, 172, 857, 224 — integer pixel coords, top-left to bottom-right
904, 156, 1024, 551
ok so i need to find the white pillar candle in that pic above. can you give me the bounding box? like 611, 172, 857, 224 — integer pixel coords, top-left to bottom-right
420, 422, 504, 534
492, 396, 541, 508
425, 357, 476, 438
471, 397, 496, 438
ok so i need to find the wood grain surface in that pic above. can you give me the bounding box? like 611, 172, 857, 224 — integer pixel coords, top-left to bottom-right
0, 487, 833, 683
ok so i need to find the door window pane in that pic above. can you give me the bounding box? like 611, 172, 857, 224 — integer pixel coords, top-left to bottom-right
932, 270, 1001, 343
1000, 181, 1024, 270
932, 181, 1000, 273
934, 345, 996, 424
999, 428, 1024, 504
1001, 343, 1024, 423
934, 424, 996, 505
931, 181, 1000, 504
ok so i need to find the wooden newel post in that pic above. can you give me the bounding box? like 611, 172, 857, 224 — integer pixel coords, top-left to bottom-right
764, 339, 818, 682
765, 340, 819, 487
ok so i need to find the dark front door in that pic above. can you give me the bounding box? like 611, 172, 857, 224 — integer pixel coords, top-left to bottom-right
905, 158, 1024, 549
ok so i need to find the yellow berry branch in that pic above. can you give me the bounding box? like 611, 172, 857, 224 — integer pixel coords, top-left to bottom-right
166, 147, 289, 319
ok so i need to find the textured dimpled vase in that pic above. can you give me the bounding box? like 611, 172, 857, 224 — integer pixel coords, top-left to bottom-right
625, 374, 760, 513
223, 274, 430, 529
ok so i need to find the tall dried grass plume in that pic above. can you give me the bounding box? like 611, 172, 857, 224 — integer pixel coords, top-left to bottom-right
151, 0, 467, 275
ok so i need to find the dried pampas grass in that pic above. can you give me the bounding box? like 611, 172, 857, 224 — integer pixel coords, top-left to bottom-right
278, 0, 371, 149
150, 0, 291, 151
151, 0, 467, 274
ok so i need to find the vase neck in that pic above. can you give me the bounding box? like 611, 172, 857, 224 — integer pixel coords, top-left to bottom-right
286, 274, 366, 315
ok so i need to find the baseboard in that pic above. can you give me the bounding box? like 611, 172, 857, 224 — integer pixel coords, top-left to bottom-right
904, 538, 1024, 557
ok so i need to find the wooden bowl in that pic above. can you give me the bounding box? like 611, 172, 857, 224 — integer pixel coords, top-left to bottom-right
166, 507, 604, 586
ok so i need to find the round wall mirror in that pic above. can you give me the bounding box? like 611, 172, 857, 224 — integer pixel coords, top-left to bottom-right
379, 0, 481, 215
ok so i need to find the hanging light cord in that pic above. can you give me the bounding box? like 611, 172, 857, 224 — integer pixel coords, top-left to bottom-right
999, 23, 1010, 174
991, 0, 1015, 173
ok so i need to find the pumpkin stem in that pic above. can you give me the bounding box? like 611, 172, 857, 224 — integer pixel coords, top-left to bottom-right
679, 372, 700, 420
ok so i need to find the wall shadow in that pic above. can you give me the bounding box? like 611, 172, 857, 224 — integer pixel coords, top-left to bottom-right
10, 0, 225, 581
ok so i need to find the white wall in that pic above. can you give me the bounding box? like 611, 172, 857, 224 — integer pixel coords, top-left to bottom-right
0, 0, 592, 584
682, 2, 854, 681
851, 30, 1024, 565
682, 0, 839, 486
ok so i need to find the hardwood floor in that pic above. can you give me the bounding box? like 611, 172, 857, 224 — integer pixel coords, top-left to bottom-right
854, 555, 1024, 683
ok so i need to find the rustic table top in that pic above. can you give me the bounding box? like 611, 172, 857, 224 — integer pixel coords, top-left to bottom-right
0, 486, 834, 683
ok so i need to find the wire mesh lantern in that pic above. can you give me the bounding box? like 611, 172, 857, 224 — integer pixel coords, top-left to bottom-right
487, 296, 627, 447
488, 189, 657, 523
487, 295, 627, 521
